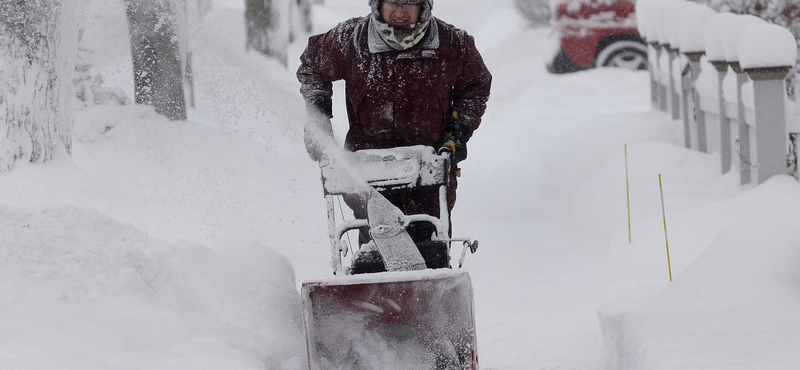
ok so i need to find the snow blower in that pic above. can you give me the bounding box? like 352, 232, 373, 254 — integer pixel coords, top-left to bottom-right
301, 145, 479, 370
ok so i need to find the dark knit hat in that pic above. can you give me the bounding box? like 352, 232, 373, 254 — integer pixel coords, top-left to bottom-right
370, 0, 433, 24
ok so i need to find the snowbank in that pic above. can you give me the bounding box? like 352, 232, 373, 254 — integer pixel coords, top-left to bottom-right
599, 185, 800, 369
0, 204, 303, 369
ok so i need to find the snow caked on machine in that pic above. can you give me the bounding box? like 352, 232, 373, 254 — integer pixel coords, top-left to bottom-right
301, 145, 480, 370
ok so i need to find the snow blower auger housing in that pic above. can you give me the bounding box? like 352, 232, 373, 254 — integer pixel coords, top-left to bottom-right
301, 145, 480, 370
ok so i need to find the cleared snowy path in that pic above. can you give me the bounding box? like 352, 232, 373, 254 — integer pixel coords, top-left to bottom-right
457, 29, 662, 368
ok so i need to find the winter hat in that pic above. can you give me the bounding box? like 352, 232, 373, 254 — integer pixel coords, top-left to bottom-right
368, 0, 437, 51
369, 0, 433, 24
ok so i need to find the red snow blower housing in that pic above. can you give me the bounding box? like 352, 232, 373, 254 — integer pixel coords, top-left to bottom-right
301, 145, 479, 370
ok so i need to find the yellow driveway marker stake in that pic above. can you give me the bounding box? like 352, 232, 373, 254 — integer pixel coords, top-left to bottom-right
625, 145, 632, 243
658, 174, 673, 282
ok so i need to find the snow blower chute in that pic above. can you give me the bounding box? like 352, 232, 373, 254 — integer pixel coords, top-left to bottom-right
301, 146, 479, 370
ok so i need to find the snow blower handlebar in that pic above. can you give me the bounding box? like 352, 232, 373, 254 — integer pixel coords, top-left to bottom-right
318, 145, 478, 275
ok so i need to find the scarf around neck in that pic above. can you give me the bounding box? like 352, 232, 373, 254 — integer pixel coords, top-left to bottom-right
368, 16, 439, 53
374, 17, 430, 50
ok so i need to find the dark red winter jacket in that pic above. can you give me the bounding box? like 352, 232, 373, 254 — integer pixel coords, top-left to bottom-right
297, 16, 492, 152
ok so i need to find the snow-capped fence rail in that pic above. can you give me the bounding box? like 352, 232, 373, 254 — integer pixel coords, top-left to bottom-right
636, 0, 799, 185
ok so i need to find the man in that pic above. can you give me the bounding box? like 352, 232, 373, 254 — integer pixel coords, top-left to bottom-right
297, 0, 491, 245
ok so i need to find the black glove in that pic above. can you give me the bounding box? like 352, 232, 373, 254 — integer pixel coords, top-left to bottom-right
438, 113, 472, 165
304, 99, 335, 161
307, 98, 333, 118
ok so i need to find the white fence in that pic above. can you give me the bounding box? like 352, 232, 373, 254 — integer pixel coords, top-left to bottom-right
637, 0, 800, 184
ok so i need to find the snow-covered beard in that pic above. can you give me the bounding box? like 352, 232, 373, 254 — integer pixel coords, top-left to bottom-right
373, 17, 431, 50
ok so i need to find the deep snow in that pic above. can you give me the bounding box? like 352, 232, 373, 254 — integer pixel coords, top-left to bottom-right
2, 0, 800, 369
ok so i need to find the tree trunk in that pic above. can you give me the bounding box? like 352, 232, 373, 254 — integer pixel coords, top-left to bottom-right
124, 0, 187, 121
0, 0, 75, 172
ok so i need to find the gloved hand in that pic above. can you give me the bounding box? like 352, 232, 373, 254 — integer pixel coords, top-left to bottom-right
305, 99, 335, 161
438, 112, 472, 165
305, 115, 334, 161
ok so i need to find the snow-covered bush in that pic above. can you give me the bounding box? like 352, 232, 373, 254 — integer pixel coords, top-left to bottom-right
514, 0, 552, 27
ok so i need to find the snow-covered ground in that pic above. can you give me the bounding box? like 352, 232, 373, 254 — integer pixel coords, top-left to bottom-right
2, 0, 800, 369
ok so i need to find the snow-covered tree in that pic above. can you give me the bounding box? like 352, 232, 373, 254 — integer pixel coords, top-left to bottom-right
0, 0, 76, 172
124, 0, 187, 121
181, 0, 213, 108
290, 0, 313, 43
245, 0, 292, 65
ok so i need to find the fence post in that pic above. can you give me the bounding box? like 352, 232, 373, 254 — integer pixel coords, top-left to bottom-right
686, 52, 708, 153
681, 63, 693, 149
730, 62, 752, 184
721, 15, 765, 184
656, 44, 669, 111
710, 61, 732, 173
668, 47, 681, 120
738, 22, 796, 184
745, 67, 792, 184
649, 43, 659, 109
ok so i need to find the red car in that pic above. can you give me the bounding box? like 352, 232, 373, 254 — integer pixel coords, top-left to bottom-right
547, 0, 648, 73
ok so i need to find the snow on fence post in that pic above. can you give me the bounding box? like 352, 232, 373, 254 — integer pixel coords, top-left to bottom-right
704, 13, 738, 174
677, 2, 716, 154
738, 23, 797, 184
643, 0, 692, 146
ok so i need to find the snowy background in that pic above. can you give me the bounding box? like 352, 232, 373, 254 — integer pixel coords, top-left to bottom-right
2, 0, 800, 369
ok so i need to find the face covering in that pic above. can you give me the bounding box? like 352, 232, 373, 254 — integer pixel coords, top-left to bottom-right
373, 17, 431, 50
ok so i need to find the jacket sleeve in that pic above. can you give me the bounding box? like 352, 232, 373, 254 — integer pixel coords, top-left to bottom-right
451, 34, 492, 133
296, 23, 352, 117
